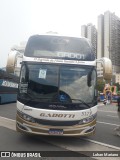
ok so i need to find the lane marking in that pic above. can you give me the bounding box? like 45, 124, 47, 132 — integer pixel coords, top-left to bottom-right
0, 116, 16, 131
0, 116, 15, 122
82, 138, 120, 150
97, 121, 119, 126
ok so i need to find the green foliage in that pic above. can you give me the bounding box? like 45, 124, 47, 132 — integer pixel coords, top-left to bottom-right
111, 86, 114, 92
112, 82, 120, 91
118, 91, 120, 95
97, 79, 105, 92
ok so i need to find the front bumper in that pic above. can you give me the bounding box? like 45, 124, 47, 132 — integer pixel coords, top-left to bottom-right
16, 114, 96, 136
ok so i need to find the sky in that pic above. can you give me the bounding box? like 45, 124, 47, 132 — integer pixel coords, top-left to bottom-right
0, 0, 120, 68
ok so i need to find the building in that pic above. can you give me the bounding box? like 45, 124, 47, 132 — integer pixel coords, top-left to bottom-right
112, 74, 120, 84
81, 25, 87, 37
97, 11, 120, 73
97, 14, 104, 59
81, 23, 97, 58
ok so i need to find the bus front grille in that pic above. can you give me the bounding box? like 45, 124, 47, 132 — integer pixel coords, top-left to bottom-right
35, 119, 80, 126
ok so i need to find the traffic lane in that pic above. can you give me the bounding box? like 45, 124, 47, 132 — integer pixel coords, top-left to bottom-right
87, 122, 120, 148
98, 103, 118, 112
0, 126, 67, 151
92, 104, 120, 147
1, 115, 119, 150
0, 127, 94, 160
97, 111, 120, 126
0, 103, 16, 120
0, 126, 68, 151
0, 116, 119, 159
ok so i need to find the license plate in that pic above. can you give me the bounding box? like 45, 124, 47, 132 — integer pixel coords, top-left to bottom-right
49, 129, 63, 135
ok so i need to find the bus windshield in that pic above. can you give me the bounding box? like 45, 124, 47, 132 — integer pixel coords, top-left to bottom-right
24, 35, 95, 61
18, 63, 97, 108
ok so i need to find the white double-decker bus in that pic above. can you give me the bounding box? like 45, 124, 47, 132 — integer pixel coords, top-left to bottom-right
16, 34, 112, 136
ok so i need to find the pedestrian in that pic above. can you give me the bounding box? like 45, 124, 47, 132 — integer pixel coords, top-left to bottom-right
117, 96, 120, 112
103, 98, 107, 105
114, 111, 120, 136
106, 91, 112, 104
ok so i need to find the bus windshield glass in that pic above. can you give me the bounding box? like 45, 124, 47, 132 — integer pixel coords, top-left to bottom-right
24, 35, 95, 61
18, 63, 97, 107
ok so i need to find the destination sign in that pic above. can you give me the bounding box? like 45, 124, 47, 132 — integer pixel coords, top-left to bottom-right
32, 50, 94, 61
34, 50, 86, 59
1, 80, 18, 88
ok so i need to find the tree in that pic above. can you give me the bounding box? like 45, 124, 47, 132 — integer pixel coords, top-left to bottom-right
112, 82, 120, 91
97, 79, 105, 92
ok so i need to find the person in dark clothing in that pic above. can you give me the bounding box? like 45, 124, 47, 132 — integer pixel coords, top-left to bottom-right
113, 96, 120, 136
107, 91, 112, 104
117, 96, 120, 112
103, 98, 107, 105
114, 111, 120, 136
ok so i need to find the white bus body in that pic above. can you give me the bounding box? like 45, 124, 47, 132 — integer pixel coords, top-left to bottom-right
16, 34, 112, 136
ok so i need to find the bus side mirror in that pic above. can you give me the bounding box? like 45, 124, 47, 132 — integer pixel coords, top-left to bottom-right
96, 57, 112, 81
87, 72, 92, 87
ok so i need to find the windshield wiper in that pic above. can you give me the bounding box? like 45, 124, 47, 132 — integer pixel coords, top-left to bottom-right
20, 93, 51, 106
71, 98, 91, 108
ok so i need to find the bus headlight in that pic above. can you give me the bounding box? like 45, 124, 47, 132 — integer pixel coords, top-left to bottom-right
78, 113, 97, 125
17, 111, 36, 123
23, 114, 36, 123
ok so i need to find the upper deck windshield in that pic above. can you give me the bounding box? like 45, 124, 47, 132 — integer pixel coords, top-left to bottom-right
18, 63, 97, 110
24, 35, 95, 61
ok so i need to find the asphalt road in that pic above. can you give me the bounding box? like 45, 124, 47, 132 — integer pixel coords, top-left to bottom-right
88, 103, 120, 147
0, 102, 120, 160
